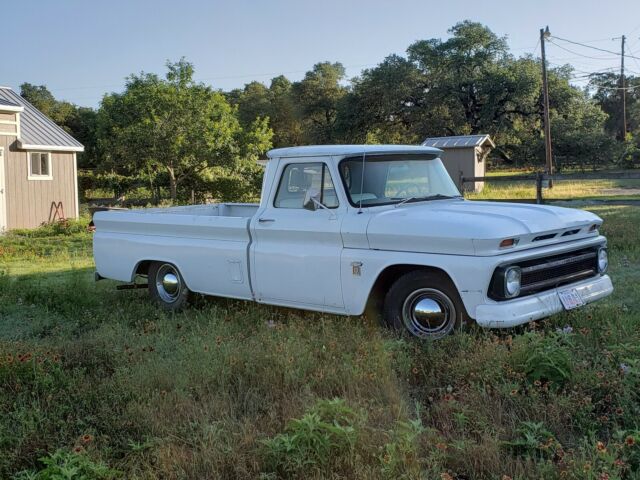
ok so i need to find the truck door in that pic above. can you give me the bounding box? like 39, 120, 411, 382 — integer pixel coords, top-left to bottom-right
251, 159, 345, 309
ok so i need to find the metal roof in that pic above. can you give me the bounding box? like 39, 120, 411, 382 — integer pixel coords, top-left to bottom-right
422, 134, 495, 149
0, 86, 84, 152
267, 144, 442, 159
0, 96, 23, 112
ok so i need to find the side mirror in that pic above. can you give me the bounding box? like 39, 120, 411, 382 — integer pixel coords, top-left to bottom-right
303, 188, 321, 211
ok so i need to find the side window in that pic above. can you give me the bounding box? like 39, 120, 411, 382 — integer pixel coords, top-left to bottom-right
274, 162, 339, 209
28, 152, 52, 180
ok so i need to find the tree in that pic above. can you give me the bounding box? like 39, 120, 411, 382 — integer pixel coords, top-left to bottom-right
292, 62, 347, 143
96, 59, 272, 201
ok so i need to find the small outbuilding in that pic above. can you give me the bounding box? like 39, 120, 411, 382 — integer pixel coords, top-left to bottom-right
0, 86, 84, 231
422, 134, 495, 192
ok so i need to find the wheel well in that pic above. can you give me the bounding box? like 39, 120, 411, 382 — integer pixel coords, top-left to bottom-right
133, 260, 153, 278
364, 264, 455, 319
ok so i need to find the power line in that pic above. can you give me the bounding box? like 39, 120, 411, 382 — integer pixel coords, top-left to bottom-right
548, 40, 620, 60
550, 35, 640, 61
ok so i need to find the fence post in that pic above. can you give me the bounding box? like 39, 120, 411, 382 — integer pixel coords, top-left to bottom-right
458, 170, 464, 193
535, 172, 543, 204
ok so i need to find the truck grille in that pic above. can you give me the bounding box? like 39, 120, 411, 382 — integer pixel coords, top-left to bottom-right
490, 247, 599, 299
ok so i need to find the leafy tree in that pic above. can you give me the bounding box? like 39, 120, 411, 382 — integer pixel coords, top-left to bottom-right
292, 62, 347, 143
96, 59, 272, 201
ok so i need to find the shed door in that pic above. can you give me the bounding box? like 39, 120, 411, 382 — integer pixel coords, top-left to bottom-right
0, 148, 6, 232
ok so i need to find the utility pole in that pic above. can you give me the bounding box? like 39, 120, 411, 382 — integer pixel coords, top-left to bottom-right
621, 34, 627, 140
540, 26, 554, 180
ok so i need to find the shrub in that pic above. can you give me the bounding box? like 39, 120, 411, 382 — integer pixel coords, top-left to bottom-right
13, 449, 118, 480
511, 332, 573, 386
504, 421, 560, 459
262, 398, 361, 476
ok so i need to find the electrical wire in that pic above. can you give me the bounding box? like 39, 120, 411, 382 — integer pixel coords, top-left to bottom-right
550, 35, 640, 61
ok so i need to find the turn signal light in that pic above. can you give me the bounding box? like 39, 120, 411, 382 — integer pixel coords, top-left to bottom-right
499, 238, 519, 248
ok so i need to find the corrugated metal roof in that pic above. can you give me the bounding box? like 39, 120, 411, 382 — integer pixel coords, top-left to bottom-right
0, 96, 21, 108
0, 87, 83, 152
422, 134, 495, 149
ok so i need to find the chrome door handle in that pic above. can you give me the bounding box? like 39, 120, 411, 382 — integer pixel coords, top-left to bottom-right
258, 218, 275, 223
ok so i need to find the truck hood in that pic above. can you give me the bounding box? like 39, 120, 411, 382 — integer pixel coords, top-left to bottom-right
365, 200, 602, 256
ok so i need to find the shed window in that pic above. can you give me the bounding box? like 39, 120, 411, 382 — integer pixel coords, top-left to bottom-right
28, 152, 52, 179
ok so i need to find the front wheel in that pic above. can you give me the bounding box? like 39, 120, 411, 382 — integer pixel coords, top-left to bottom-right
383, 270, 469, 340
148, 262, 190, 311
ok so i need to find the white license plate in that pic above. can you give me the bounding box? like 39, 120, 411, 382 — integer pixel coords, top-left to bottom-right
558, 288, 585, 310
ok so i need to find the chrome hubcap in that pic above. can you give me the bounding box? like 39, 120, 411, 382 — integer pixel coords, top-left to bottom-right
156, 264, 182, 303
402, 288, 455, 339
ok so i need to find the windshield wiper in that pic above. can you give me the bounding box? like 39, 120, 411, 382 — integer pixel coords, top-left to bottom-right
394, 194, 461, 207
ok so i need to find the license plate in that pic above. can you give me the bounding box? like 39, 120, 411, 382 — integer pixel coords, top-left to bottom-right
558, 288, 585, 310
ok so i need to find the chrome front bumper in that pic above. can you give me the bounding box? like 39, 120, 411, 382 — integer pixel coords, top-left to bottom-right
475, 274, 613, 328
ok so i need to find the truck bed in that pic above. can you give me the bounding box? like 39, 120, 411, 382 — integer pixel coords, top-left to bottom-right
93, 203, 258, 301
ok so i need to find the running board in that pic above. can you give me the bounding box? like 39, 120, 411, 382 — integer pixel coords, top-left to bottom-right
116, 283, 148, 290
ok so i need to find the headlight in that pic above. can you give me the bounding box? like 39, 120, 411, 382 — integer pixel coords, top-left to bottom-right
597, 247, 608, 273
504, 266, 522, 298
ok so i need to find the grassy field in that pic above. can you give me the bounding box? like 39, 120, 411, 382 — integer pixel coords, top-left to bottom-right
1, 207, 639, 479
466, 171, 640, 202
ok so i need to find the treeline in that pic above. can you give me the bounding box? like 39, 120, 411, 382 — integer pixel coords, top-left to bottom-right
21, 21, 640, 203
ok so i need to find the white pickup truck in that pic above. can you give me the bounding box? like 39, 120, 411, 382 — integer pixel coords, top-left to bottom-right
93, 145, 613, 339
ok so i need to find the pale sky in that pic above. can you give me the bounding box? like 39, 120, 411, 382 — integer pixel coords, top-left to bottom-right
2, 0, 640, 107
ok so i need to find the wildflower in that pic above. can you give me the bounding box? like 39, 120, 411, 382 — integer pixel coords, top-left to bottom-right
73, 446, 85, 454
599, 415, 609, 423
216, 336, 222, 345
81, 434, 93, 444
583, 462, 592, 472
266, 320, 276, 328
615, 407, 624, 415
435, 442, 447, 451
619, 363, 630, 375
412, 367, 419, 375
440, 473, 454, 480
596, 441, 607, 453
534, 380, 542, 387
625, 436, 635, 446
368, 372, 376, 380
599, 473, 610, 480
556, 325, 573, 335
442, 394, 455, 402
596, 371, 605, 379
614, 459, 626, 467
510, 389, 518, 396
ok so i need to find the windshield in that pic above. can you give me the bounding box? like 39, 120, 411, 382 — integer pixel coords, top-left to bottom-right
339, 155, 461, 207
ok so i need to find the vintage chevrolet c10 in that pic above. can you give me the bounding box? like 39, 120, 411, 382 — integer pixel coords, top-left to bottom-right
93, 145, 613, 339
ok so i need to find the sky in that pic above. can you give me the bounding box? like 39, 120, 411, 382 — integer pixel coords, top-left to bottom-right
2, 0, 640, 108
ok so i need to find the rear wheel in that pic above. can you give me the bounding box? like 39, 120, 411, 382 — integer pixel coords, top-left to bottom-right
384, 270, 468, 340
148, 262, 190, 311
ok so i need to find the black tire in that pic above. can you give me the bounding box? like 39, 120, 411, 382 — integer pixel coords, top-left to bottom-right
148, 262, 190, 311
383, 270, 469, 340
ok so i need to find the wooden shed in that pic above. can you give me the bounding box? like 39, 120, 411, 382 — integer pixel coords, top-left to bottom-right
422, 135, 494, 192
0, 86, 83, 231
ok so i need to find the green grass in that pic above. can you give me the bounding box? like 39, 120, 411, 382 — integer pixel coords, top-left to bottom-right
1, 208, 639, 479
466, 178, 640, 202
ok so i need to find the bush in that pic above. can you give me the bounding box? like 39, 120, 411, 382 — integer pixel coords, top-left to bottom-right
13, 449, 118, 480
511, 333, 573, 386
262, 398, 361, 476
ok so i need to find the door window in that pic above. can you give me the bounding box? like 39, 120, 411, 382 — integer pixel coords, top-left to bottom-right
274, 163, 339, 209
